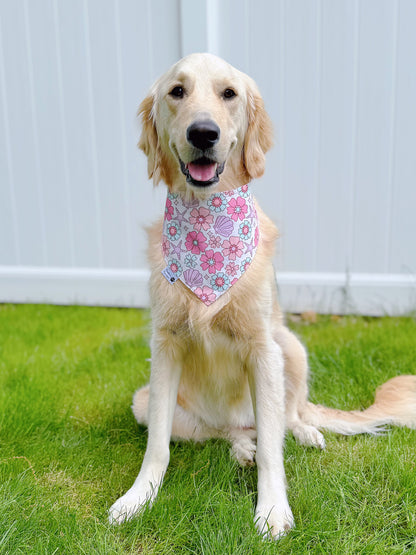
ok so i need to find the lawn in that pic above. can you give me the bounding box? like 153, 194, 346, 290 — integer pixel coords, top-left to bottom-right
0, 304, 415, 554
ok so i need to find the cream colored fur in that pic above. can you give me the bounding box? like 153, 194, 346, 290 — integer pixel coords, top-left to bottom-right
109, 53, 416, 539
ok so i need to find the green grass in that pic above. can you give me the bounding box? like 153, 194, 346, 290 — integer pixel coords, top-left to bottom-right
0, 305, 415, 554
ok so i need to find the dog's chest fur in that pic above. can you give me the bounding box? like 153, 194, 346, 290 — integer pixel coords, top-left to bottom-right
177, 329, 255, 428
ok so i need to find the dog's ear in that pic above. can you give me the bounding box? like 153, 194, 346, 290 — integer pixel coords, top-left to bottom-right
242, 84, 273, 180
138, 92, 160, 183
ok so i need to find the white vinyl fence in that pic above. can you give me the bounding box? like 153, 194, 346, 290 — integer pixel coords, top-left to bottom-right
1, 0, 416, 315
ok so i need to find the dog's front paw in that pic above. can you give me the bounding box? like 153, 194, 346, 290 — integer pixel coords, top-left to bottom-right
109, 488, 150, 525
254, 504, 295, 539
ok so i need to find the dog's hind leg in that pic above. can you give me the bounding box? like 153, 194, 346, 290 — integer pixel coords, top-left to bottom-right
274, 326, 326, 449
133, 385, 219, 442
133, 386, 256, 465
228, 427, 257, 466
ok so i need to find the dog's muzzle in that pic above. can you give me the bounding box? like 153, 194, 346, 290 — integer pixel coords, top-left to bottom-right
186, 120, 220, 151
180, 120, 225, 187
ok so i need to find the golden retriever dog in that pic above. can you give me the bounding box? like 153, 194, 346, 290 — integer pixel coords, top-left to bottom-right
109, 53, 416, 538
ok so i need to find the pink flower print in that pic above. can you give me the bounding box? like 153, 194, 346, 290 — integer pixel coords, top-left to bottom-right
239, 184, 250, 198
169, 259, 182, 276
231, 278, 238, 286
222, 236, 244, 261
162, 236, 170, 257
167, 221, 181, 241
189, 207, 214, 231
185, 231, 207, 255
240, 257, 251, 273
209, 235, 222, 249
194, 285, 216, 305
210, 272, 230, 292
225, 261, 239, 276
238, 220, 252, 240
227, 196, 247, 221
208, 193, 226, 212
165, 198, 174, 221
200, 250, 224, 274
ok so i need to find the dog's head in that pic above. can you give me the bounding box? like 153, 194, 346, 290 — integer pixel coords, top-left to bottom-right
138, 53, 273, 194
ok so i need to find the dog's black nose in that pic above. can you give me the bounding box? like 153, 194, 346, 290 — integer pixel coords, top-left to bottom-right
186, 120, 220, 151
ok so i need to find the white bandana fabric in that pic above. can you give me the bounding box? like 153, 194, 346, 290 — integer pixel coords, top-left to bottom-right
162, 184, 259, 306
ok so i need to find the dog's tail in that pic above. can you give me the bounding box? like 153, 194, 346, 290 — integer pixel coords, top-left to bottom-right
301, 375, 416, 435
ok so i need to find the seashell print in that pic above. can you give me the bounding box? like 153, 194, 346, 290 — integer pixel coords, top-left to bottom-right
183, 268, 203, 288
213, 215, 233, 237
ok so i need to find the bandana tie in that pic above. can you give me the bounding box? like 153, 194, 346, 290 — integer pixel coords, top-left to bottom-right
162, 185, 259, 306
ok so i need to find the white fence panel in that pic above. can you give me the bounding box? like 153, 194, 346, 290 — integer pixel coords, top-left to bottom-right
1, 0, 415, 314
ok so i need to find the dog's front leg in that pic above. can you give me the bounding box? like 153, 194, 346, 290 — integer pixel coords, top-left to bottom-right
109, 330, 182, 524
248, 337, 294, 539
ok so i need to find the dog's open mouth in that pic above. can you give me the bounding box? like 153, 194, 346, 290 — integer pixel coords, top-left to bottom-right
180, 157, 225, 187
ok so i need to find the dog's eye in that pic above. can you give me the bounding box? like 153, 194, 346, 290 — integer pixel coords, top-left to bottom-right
169, 86, 185, 98
223, 88, 237, 99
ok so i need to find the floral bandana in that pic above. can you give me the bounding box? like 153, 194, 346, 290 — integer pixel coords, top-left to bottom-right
161, 184, 259, 306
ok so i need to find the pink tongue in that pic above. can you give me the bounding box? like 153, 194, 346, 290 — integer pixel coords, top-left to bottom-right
187, 162, 217, 182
